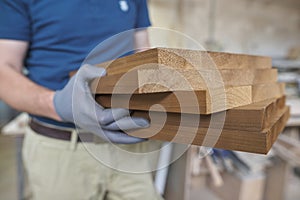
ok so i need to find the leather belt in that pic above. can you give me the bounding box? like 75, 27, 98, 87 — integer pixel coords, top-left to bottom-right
29, 120, 95, 142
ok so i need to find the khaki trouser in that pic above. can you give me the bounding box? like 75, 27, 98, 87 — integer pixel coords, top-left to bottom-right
22, 126, 163, 200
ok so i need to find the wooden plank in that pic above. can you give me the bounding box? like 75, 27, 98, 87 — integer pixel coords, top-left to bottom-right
91, 68, 277, 94
96, 86, 252, 114
95, 83, 285, 115
127, 106, 290, 154
94, 48, 272, 76
234, 96, 286, 131
138, 68, 277, 93
252, 83, 285, 103
129, 96, 286, 132
157, 48, 272, 70
96, 48, 159, 75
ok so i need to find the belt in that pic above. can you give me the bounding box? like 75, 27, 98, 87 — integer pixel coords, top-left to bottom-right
29, 119, 96, 143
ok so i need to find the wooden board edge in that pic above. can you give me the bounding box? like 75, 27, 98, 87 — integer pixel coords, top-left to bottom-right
265, 106, 290, 153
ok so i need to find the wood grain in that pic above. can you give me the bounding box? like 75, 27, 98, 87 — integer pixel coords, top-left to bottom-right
127, 106, 290, 154
95, 83, 285, 115
93, 48, 272, 77
129, 96, 286, 132
157, 48, 271, 70
91, 47, 272, 94
91, 68, 277, 94
77, 48, 289, 153
96, 86, 252, 114
138, 68, 277, 93
252, 83, 285, 102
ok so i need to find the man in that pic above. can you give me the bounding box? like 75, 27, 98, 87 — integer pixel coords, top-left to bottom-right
0, 0, 162, 199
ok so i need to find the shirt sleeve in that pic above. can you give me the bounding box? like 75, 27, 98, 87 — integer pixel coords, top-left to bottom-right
135, 0, 151, 28
0, 0, 31, 41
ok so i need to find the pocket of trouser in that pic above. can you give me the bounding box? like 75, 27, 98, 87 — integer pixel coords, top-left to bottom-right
22, 128, 104, 200
22, 127, 68, 196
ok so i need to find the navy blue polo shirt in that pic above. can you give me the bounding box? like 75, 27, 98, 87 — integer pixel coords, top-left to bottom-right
0, 0, 151, 127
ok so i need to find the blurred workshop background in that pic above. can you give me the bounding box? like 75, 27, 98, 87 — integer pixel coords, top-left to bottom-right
1, 0, 300, 200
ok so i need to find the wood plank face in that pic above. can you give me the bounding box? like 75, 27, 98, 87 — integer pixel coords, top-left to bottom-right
158, 48, 272, 70
129, 96, 286, 132
138, 68, 277, 93
252, 83, 285, 102
127, 106, 290, 154
91, 70, 140, 94
96, 86, 252, 114
96, 48, 159, 75
265, 107, 291, 152
92, 48, 271, 77
91, 47, 272, 94
94, 82, 284, 115
91, 68, 277, 94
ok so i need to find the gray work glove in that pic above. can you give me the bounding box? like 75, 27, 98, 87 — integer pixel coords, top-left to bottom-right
53, 64, 149, 144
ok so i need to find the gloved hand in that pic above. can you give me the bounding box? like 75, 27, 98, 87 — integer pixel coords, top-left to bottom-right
53, 64, 149, 144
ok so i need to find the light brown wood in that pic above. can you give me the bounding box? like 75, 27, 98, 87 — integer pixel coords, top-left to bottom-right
233, 96, 286, 131
79, 48, 289, 154
90, 47, 273, 94
126, 106, 290, 154
91, 68, 277, 94
96, 83, 285, 115
252, 83, 285, 103
94, 48, 272, 76
138, 68, 277, 93
96, 86, 252, 114
87, 48, 281, 115
157, 48, 272, 70
129, 96, 286, 132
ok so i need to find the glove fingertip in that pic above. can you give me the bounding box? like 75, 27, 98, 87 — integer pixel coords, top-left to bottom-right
79, 64, 107, 79
133, 118, 150, 128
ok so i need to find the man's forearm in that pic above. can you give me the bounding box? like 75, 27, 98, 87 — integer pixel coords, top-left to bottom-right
0, 65, 61, 121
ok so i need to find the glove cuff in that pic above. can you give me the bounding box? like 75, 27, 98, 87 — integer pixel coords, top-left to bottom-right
53, 90, 73, 122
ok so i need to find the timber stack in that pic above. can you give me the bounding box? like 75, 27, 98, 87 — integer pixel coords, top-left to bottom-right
91, 48, 290, 154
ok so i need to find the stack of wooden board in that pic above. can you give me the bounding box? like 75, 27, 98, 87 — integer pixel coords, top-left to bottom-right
91, 48, 290, 154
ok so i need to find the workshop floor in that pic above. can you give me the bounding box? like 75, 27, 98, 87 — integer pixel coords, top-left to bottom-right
0, 135, 300, 200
